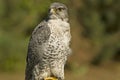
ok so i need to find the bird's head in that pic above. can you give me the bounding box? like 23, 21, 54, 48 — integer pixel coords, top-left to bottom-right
48, 2, 68, 22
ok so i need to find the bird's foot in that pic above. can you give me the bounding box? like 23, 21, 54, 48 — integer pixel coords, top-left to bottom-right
44, 77, 58, 80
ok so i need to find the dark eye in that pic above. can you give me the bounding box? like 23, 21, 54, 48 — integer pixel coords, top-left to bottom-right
58, 8, 62, 11
58, 7, 64, 11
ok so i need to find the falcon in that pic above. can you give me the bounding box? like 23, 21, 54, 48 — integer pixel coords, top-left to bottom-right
25, 2, 71, 80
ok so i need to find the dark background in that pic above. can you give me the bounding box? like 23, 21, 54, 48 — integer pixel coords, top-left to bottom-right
0, 0, 120, 80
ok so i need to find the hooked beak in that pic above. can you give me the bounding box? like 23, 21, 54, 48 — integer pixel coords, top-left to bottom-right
49, 8, 56, 14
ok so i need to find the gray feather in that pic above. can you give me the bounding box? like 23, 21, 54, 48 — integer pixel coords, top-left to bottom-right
25, 2, 71, 80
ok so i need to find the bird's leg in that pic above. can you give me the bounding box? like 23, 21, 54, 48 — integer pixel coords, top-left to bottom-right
44, 77, 58, 80
50, 65, 64, 80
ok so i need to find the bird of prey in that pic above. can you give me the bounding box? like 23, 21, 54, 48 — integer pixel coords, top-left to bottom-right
25, 2, 71, 80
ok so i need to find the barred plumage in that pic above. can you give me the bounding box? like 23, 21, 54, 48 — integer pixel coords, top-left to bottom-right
25, 2, 71, 80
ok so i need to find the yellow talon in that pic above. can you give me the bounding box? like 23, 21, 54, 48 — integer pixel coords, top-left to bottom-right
44, 77, 58, 80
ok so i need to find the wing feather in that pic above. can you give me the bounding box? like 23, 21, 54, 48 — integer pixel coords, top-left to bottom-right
25, 20, 51, 80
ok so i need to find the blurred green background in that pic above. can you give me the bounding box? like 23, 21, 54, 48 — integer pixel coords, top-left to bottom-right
0, 0, 120, 80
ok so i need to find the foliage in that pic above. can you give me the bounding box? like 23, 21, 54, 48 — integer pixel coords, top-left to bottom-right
78, 0, 120, 64
0, 0, 68, 71
0, 0, 120, 71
